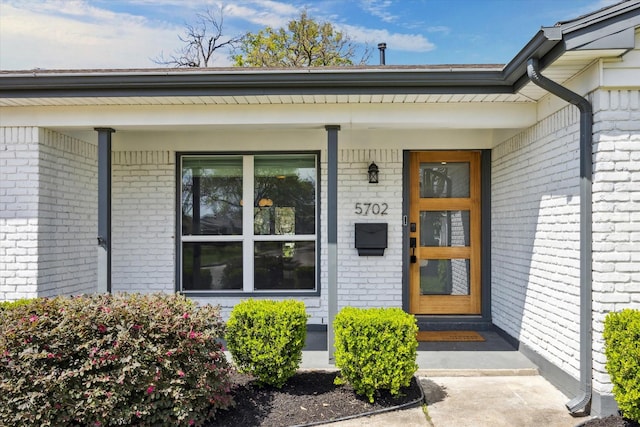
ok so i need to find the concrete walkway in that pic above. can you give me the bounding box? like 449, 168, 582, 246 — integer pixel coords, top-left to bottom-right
298, 330, 590, 426
421, 375, 581, 427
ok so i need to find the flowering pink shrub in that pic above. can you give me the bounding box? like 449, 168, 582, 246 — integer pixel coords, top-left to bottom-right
0, 293, 233, 426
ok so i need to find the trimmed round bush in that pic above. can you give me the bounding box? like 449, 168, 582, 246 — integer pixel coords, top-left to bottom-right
604, 309, 640, 422
0, 293, 233, 426
226, 299, 308, 388
334, 306, 418, 403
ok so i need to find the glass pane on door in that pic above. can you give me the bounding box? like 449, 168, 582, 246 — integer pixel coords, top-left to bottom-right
420, 210, 470, 247
420, 162, 470, 198
419, 259, 470, 296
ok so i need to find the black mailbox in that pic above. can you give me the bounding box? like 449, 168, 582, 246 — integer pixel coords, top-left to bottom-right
355, 223, 388, 256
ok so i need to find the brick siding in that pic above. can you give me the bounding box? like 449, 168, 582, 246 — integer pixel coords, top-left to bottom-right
37, 129, 97, 296
0, 127, 41, 300
591, 89, 640, 394
0, 127, 97, 300
492, 105, 582, 380
111, 151, 176, 293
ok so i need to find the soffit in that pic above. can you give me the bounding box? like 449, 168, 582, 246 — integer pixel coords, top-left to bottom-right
0, 92, 536, 107
517, 48, 628, 100
0, 51, 629, 108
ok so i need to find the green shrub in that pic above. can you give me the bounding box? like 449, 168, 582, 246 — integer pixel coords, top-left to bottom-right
334, 307, 418, 403
604, 309, 640, 422
226, 299, 308, 388
0, 293, 233, 427
0, 298, 34, 311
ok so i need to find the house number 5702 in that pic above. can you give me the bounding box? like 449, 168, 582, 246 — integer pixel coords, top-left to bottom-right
354, 202, 388, 216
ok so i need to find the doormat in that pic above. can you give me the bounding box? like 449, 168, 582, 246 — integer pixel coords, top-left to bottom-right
417, 331, 485, 342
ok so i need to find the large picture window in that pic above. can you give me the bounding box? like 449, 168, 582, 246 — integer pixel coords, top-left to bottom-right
179, 153, 318, 293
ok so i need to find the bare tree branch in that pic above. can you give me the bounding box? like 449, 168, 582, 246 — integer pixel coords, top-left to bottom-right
153, 6, 244, 68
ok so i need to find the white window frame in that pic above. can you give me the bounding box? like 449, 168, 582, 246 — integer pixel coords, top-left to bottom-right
178, 152, 319, 294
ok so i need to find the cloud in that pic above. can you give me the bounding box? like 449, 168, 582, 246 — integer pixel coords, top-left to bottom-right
359, 0, 397, 23
247, 0, 299, 16
339, 24, 435, 53
427, 26, 450, 35
0, 0, 239, 69
224, 4, 290, 28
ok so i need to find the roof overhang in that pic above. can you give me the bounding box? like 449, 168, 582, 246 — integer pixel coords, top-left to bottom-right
0, 1, 638, 107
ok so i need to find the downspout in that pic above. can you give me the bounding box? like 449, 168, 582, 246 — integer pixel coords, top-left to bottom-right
527, 58, 592, 415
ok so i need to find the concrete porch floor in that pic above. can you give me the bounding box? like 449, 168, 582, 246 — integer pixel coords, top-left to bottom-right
298, 329, 584, 426
300, 329, 539, 374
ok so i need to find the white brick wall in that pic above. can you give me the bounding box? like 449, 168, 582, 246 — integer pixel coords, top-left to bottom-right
492, 105, 582, 380
37, 129, 97, 297
111, 151, 176, 293
0, 127, 97, 300
591, 89, 640, 394
0, 127, 40, 300
335, 149, 403, 312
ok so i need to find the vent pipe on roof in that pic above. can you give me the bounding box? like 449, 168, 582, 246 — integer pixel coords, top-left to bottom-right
527, 57, 593, 416
378, 43, 387, 65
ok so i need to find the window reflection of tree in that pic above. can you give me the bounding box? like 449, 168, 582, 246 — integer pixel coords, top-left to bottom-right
182, 169, 243, 235
181, 157, 317, 291
254, 173, 315, 235
182, 169, 315, 236
252, 165, 316, 289
252, 172, 316, 289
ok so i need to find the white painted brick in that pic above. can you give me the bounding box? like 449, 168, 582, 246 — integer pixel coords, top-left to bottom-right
36, 130, 98, 297
492, 104, 581, 382
1, 128, 41, 301
0, 128, 99, 301
111, 151, 176, 295
590, 88, 640, 392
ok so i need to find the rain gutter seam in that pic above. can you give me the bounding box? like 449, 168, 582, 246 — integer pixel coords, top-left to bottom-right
526, 57, 593, 416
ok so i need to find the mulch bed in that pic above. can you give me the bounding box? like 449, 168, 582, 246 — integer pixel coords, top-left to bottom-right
207, 370, 423, 427
578, 415, 640, 427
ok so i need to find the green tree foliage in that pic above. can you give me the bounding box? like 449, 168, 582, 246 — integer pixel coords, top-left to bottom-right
233, 11, 369, 67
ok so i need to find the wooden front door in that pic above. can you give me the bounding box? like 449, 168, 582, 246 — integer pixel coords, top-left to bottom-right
409, 151, 482, 315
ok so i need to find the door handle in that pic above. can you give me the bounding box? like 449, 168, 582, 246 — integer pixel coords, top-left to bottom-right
409, 237, 417, 263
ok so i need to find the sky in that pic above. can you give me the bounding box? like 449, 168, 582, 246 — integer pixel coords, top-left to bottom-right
0, 0, 622, 70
